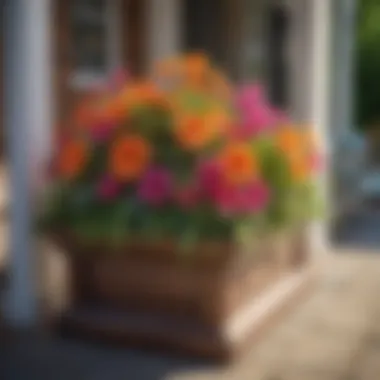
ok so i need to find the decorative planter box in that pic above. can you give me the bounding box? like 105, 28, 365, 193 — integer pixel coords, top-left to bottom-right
42, 54, 319, 361
51, 230, 312, 361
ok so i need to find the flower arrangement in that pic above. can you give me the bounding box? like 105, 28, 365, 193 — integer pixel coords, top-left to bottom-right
42, 53, 322, 252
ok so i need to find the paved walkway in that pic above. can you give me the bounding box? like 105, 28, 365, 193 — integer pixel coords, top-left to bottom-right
2, 252, 380, 380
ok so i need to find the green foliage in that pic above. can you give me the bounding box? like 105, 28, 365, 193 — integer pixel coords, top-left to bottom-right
356, 0, 380, 129
41, 54, 320, 257
255, 138, 294, 229
254, 136, 320, 230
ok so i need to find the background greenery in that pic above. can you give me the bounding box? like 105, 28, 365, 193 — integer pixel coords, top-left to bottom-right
356, 0, 380, 131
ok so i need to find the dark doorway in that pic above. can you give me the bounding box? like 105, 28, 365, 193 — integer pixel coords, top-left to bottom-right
182, 0, 226, 66
266, 4, 290, 109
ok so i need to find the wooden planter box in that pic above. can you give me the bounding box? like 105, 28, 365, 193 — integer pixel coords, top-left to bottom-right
51, 230, 312, 361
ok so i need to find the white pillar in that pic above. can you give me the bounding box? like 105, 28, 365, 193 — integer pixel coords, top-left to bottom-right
145, 0, 182, 69
307, 0, 332, 260
3, 0, 53, 326
287, 0, 312, 122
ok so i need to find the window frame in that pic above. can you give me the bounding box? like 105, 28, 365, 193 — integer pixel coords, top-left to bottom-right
69, 0, 122, 90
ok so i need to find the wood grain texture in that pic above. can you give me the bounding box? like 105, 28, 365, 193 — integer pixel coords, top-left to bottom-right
51, 231, 310, 361
58, 270, 313, 362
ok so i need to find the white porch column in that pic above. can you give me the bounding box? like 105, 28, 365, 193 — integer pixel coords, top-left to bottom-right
286, 0, 312, 122
307, 0, 333, 260
146, 0, 182, 69
3, 0, 53, 326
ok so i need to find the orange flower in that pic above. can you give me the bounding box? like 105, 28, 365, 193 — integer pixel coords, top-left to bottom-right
218, 143, 258, 185
175, 114, 219, 150
104, 97, 129, 122
154, 56, 183, 79
74, 100, 95, 129
57, 139, 88, 180
109, 135, 151, 181
183, 53, 210, 87
209, 69, 232, 101
204, 108, 230, 136
290, 157, 309, 182
120, 81, 167, 109
74, 96, 127, 131
276, 126, 302, 157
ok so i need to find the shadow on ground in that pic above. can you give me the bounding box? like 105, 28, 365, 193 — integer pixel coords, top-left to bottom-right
0, 334, 214, 380
332, 209, 380, 251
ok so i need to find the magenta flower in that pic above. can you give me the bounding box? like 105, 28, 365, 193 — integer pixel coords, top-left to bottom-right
236, 84, 266, 110
97, 175, 120, 201
214, 181, 270, 216
239, 181, 271, 213
197, 160, 224, 200
214, 182, 241, 216
137, 166, 173, 206
235, 84, 280, 138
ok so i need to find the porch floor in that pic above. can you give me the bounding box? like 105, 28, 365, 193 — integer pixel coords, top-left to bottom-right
2, 252, 380, 380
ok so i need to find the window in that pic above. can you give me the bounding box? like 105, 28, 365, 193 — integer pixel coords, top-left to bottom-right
69, 0, 121, 88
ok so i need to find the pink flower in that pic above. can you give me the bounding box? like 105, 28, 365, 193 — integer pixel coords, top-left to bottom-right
235, 84, 280, 138
137, 166, 173, 206
242, 104, 277, 135
236, 84, 266, 110
97, 175, 120, 200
